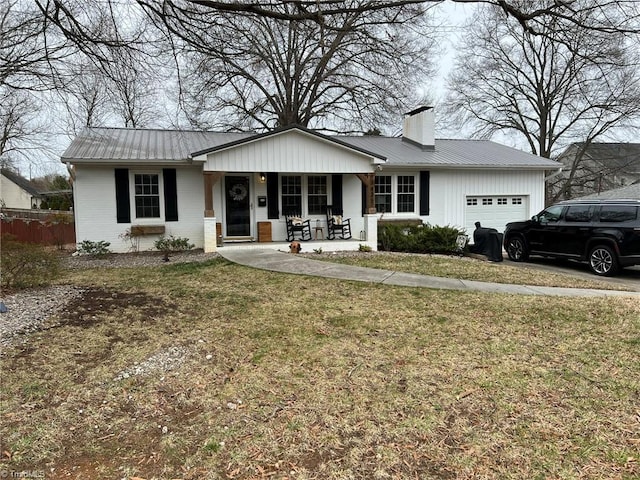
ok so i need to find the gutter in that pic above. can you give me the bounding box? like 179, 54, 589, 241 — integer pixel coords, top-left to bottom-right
545, 166, 564, 182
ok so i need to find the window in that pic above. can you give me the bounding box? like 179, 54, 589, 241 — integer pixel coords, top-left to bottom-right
565, 205, 592, 222
466, 198, 478, 206
281, 175, 302, 214
397, 176, 415, 213
482, 198, 493, 206
375, 176, 392, 213
373, 174, 418, 214
538, 205, 563, 223
307, 176, 327, 215
498, 198, 507, 205
512, 198, 523, 205
599, 206, 638, 222
134, 174, 160, 218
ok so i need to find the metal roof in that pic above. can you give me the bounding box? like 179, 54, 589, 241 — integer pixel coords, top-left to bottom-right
61, 128, 252, 163
338, 136, 561, 169
61, 127, 561, 170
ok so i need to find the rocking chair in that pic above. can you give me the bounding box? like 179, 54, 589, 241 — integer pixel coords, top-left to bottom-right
326, 206, 352, 240
285, 212, 312, 241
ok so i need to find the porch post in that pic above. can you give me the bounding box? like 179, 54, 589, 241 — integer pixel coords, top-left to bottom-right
356, 173, 376, 214
203, 172, 224, 253
364, 214, 378, 251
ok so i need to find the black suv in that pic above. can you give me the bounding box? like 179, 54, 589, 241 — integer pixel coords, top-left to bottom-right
503, 199, 640, 276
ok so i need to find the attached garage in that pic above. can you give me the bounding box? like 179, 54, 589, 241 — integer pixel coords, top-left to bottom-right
464, 195, 529, 234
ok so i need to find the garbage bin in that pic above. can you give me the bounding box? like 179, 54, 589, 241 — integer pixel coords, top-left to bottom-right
472, 227, 503, 262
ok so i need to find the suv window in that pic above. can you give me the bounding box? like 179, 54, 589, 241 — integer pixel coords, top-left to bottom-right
565, 205, 592, 222
538, 205, 563, 223
599, 205, 638, 223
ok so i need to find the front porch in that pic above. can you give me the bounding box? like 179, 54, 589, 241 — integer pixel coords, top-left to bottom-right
215, 237, 369, 254
192, 126, 382, 254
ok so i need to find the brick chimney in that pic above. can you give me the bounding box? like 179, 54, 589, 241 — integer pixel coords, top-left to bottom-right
402, 106, 435, 150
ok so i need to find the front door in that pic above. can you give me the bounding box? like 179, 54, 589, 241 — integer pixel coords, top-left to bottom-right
225, 175, 251, 237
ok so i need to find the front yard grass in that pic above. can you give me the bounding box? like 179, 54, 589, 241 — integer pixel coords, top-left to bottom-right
307, 251, 631, 290
1, 257, 638, 479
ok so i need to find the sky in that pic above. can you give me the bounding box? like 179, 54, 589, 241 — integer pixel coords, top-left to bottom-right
431, 1, 475, 100
20, 1, 476, 180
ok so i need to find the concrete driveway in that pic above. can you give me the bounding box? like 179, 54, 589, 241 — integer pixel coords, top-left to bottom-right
502, 255, 640, 292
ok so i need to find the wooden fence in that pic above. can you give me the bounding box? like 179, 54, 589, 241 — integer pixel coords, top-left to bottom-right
1, 209, 75, 246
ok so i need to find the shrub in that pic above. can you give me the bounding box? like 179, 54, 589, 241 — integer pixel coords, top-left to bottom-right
378, 223, 462, 254
378, 224, 412, 252
154, 235, 195, 261
1, 235, 61, 289
119, 228, 140, 253
77, 240, 111, 256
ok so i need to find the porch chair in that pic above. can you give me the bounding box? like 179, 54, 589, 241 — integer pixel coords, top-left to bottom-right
326, 205, 352, 240
285, 212, 312, 241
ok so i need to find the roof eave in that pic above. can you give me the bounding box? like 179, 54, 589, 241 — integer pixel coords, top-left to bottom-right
383, 163, 561, 170
61, 157, 202, 165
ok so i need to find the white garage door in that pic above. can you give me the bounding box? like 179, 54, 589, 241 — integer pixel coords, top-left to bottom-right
465, 196, 528, 235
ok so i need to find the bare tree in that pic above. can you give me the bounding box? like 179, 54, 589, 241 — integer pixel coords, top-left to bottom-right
172, 2, 436, 132
35, 1, 640, 41
0, 89, 50, 169
1, 0, 73, 91
53, 60, 111, 136
103, 47, 165, 128
443, 1, 640, 201
28, 1, 640, 131
0, 0, 73, 170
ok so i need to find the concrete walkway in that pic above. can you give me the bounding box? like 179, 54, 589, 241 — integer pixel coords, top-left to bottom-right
218, 249, 640, 298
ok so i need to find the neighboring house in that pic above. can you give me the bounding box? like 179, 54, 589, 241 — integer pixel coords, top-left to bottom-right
550, 143, 640, 201
576, 181, 640, 200
61, 107, 561, 253
0, 168, 42, 209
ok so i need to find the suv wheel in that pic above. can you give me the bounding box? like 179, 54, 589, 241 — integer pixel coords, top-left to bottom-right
506, 236, 529, 262
588, 245, 619, 276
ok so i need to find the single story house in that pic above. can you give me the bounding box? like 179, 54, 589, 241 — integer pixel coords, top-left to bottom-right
61, 107, 561, 253
550, 142, 640, 200
576, 181, 640, 200
0, 168, 42, 209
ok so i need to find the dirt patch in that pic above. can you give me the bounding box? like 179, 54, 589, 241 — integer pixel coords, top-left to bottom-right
55, 287, 174, 328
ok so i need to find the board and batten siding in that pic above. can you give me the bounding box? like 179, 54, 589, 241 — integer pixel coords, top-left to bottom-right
201, 130, 378, 174
74, 165, 204, 253
427, 169, 546, 233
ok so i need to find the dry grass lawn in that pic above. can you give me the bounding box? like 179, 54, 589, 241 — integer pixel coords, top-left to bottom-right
1, 257, 639, 479
305, 251, 632, 291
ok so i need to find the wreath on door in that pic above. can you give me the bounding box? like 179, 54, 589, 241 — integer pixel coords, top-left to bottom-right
229, 183, 248, 202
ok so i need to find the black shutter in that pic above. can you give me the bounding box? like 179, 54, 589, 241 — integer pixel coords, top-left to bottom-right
419, 171, 430, 216
163, 168, 178, 221
267, 172, 279, 219
331, 174, 343, 213
115, 168, 131, 224
361, 182, 367, 216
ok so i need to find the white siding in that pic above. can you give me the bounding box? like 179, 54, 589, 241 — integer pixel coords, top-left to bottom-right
427, 169, 545, 234
1, 175, 34, 209
74, 165, 204, 253
202, 130, 378, 174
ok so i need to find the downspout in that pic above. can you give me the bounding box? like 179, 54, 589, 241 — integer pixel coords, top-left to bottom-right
545, 166, 563, 182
